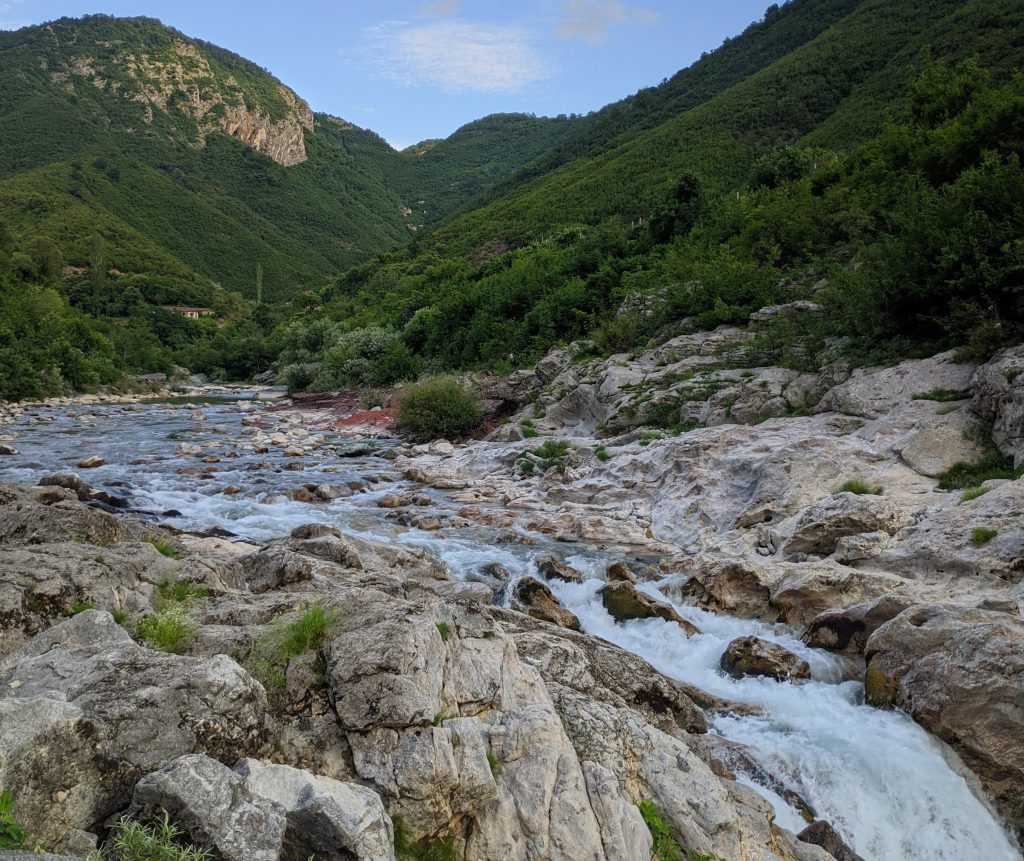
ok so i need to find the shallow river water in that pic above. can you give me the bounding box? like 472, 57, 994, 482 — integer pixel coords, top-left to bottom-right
0, 396, 1019, 861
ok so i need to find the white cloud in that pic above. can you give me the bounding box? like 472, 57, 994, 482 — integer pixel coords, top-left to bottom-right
361, 20, 551, 94
419, 0, 459, 16
556, 0, 627, 45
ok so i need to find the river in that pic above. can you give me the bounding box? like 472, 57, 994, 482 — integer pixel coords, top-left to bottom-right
0, 395, 1019, 861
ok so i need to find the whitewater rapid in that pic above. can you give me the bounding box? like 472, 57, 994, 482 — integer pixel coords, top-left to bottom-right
0, 397, 1019, 861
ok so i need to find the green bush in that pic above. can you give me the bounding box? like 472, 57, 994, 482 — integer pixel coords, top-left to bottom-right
639, 798, 681, 861
970, 527, 998, 546
87, 812, 211, 861
0, 790, 26, 849
396, 377, 482, 441
136, 606, 196, 655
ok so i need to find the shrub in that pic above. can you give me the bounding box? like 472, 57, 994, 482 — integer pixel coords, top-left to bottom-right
87, 812, 211, 861
144, 537, 185, 560
960, 486, 992, 502
487, 751, 502, 780
594, 444, 612, 462
639, 798, 681, 861
838, 479, 884, 495
136, 606, 196, 655
0, 790, 26, 849
970, 527, 998, 546
396, 377, 482, 441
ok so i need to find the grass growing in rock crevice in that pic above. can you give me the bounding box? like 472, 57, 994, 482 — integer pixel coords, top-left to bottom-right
970, 527, 998, 546
241, 604, 340, 691
136, 606, 196, 655
960, 486, 992, 502
837, 478, 884, 495
143, 537, 186, 560
87, 812, 211, 861
0, 789, 26, 849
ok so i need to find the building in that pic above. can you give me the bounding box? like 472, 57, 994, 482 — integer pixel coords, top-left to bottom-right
162, 306, 216, 320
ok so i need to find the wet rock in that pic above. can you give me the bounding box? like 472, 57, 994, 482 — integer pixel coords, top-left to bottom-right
797, 820, 865, 861
606, 562, 637, 584
598, 581, 698, 635
679, 561, 772, 618
803, 596, 913, 654
865, 604, 1024, 827
0, 444, 17, 455
76, 456, 105, 469
176, 443, 202, 456
720, 636, 810, 682
236, 759, 394, 861
38, 472, 86, 494
130, 755, 286, 861
783, 493, 912, 557
512, 577, 581, 631
536, 554, 585, 584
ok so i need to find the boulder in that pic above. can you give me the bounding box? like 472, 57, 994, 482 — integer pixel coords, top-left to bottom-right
719, 636, 810, 682
536, 554, 585, 584
0, 611, 268, 845
598, 581, 698, 636
865, 605, 1024, 827
803, 596, 914, 654
798, 820, 865, 861
512, 577, 581, 631
242, 546, 314, 593
0, 445, 17, 455
606, 561, 637, 584
235, 759, 394, 861
130, 755, 286, 861
291, 523, 343, 541
972, 345, 1024, 466
76, 456, 105, 469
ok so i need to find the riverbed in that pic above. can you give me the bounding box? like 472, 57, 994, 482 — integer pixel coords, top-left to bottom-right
0, 395, 1018, 861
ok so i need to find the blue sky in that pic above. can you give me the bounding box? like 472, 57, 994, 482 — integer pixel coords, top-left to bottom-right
1, 0, 775, 149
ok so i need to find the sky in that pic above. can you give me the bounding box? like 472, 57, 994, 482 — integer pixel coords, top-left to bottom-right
0, 0, 775, 149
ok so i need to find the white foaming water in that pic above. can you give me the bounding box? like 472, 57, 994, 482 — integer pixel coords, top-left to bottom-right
542, 577, 1021, 861
2, 403, 1020, 860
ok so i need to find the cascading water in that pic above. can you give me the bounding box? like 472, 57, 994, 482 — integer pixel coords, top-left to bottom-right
0, 398, 1020, 861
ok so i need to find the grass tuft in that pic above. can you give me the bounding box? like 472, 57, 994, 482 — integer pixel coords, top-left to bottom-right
87, 811, 211, 861
960, 485, 992, 502
838, 478, 883, 495
144, 537, 185, 560
970, 527, 998, 546
136, 606, 196, 655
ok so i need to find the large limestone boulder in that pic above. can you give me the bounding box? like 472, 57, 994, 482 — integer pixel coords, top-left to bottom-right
0, 483, 130, 546
865, 604, 1024, 828
816, 351, 975, 419
973, 345, 1024, 466
130, 755, 287, 861
235, 759, 394, 861
802, 596, 914, 654
0, 611, 268, 845
720, 636, 810, 682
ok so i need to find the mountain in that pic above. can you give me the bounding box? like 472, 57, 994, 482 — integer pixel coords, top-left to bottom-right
305, 0, 1023, 382
0, 15, 573, 302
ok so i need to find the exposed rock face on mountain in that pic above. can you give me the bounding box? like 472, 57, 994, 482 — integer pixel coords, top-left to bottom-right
52, 34, 314, 165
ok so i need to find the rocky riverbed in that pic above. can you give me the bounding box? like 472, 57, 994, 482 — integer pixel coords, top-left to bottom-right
0, 333, 1022, 860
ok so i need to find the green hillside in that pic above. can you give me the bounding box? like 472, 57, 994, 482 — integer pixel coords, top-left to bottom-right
291, 0, 1023, 387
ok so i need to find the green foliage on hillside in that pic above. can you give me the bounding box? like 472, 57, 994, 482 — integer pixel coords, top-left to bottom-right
294, 52, 1023, 382
392, 113, 580, 227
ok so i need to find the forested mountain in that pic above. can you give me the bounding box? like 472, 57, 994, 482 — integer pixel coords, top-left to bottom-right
2, 0, 1023, 402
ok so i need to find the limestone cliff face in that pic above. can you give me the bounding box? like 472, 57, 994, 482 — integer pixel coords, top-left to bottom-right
53, 35, 314, 166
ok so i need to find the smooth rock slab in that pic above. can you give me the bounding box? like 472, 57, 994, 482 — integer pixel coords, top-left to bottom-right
131, 755, 286, 861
